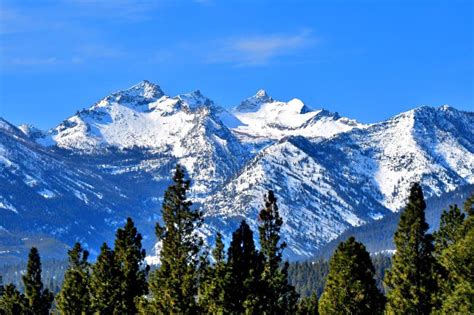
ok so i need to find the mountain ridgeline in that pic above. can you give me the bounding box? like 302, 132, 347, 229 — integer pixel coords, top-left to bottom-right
0, 80, 473, 262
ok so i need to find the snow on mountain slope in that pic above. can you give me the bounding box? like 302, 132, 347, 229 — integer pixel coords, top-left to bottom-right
232, 90, 363, 142
1, 80, 473, 262
0, 118, 137, 256
310, 105, 474, 212
200, 105, 474, 259
202, 136, 392, 259
39, 81, 250, 195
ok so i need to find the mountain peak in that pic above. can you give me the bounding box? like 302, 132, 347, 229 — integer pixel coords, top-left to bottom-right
177, 90, 216, 111
235, 89, 274, 113
105, 80, 165, 104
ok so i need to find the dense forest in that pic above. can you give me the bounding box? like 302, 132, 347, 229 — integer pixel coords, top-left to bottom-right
1, 165, 473, 314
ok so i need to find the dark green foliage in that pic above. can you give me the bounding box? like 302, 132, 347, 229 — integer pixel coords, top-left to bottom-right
114, 218, 149, 314
0, 283, 28, 315
226, 220, 264, 313
148, 165, 203, 313
288, 260, 329, 298
90, 243, 121, 314
297, 292, 319, 315
22, 248, 53, 315
56, 243, 90, 315
288, 254, 391, 299
435, 193, 474, 313
464, 192, 474, 216
258, 190, 298, 313
384, 183, 436, 315
319, 237, 384, 315
198, 233, 229, 313
434, 204, 465, 255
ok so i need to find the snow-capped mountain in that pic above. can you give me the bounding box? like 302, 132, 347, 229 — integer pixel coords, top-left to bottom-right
1, 80, 473, 262
232, 90, 363, 142
35, 81, 249, 196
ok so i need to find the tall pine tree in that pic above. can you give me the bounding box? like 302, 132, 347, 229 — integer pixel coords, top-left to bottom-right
22, 247, 53, 315
226, 220, 264, 314
56, 243, 91, 315
384, 183, 436, 315
319, 236, 384, 315
198, 233, 230, 313
436, 194, 474, 313
114, 217, 149, 314
258, 190, 298, 314
432, 204, 466, 309
148, 164, 203, 313
90, 243, 121, 314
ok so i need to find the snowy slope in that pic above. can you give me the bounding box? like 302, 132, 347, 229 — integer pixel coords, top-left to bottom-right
200, 106, 473, 259
36, 81, 250, 195
1, 80, 473, 262
232, 90, 363, 142
202, 136, 391, 258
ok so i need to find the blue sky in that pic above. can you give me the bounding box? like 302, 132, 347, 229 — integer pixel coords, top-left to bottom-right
0, 0, 472, 130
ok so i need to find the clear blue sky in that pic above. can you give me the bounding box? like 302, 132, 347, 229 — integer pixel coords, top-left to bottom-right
0, 0, 472, 130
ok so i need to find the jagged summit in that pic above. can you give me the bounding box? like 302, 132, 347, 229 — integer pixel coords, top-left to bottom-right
101, 80, 165, 106
232, 93, 361, 141
235, 89, 274, 113
176, 90, 216, 111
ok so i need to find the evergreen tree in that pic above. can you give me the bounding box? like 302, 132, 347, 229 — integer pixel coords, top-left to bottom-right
148, 164, 203, 313
226, 220, 264, 314
384, 183, 436, 315
433, 204, 465, 255
198, 233, 229, 313
56, 243, 91, 315
258, 190, 298, 313
437, 194, 474, 313
319, 237, 384, 315
0, 284, 28, 315
22, 247, 53, 315
90, 243, 121, 314
296, 293, 319, 315
432, 204, 466, 309
114, 218, 149, 314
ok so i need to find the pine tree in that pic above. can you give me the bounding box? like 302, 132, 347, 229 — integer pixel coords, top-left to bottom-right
432, 204, 466, 309
0, 284, 28, 315
296, 292, 319, 315
114, 218, 149, 314
437, 194, 474, 313
22, 247, 53, 315
433, 204, 465, 255
56, 243, 91, 315
198, 233, 229, 313
226, 220, 264, 314
319, 236, 384, 315
384, 183, 436, 315
90, 243, 121, 314
148, 164, 203, 313
258, 190, 298, 313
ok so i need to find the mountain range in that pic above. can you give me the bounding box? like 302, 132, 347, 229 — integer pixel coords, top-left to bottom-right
1, 80, 473, 263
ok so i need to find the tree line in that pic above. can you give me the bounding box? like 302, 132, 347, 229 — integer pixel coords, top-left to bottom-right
0, 165, 473, 314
